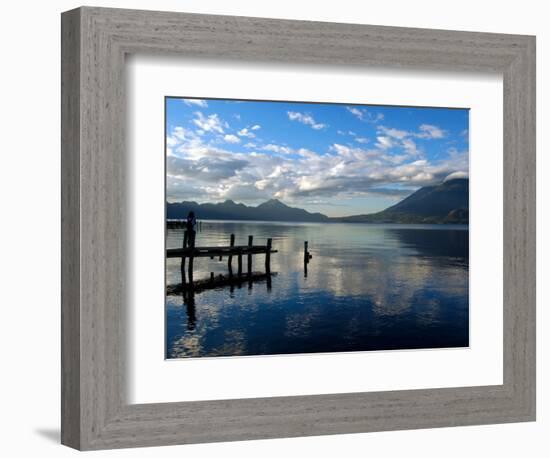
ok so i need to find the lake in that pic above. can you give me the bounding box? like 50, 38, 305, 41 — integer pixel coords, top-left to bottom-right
166, 221, 469, 358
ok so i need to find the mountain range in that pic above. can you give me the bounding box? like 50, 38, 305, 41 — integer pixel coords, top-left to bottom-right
166, 178, 469, 224
167, 198, 330, 222
335, 178, 469, 224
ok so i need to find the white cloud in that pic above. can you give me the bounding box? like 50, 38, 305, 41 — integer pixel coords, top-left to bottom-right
223, 134, 241, 144
402, 138, 419, 156
238, 128, 255, 138
417, 124, 446, 139
166, 120, 466, 206
346, 107, 364, 120
376, 136, 394, 149
192, 112, 227, 134
346, 107, 384, 123
183, 98, 208, 108
262, 144, 293, 155
287, 111, 327, 130
378, 126, 409, 140
251, 124, 261, 130
444, 171, 469, 181
355, 137, 369, 144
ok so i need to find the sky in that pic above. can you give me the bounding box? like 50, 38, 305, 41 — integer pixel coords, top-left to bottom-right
166, 97, 469, 217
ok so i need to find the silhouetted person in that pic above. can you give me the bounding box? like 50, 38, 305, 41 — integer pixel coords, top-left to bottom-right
185, 211, 196, 247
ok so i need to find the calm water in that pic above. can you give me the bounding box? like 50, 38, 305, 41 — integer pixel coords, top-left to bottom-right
166, 221, 469, 358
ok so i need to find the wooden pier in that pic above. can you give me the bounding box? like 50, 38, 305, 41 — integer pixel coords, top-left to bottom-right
167, 233, 277, 287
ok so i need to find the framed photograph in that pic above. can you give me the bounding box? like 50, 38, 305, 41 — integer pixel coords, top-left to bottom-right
164, 97, 470, 359
61, 6, 536, 450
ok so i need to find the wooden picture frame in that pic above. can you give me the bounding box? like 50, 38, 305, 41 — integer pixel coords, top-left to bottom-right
61, 6, 536, 450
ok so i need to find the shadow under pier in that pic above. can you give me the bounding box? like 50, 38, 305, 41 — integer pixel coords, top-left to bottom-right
166, 271, 276, 295
168, 272, 276, 331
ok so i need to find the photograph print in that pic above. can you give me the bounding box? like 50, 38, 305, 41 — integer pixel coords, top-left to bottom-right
165, 97, 469, 359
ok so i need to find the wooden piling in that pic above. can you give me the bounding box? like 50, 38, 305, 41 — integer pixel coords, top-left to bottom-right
304, 240, 312, 278
265, 238, 272, 274
247, 235, 253, 276
181, 230, 188, 283
304, 241, 312, 263
238, 250, 243, 277
188, 235, 195, 284
227, 234, 235, 276
180, 256, 186, 284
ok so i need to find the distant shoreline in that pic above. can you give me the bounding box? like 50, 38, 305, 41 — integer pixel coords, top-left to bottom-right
166, 218, 469, 228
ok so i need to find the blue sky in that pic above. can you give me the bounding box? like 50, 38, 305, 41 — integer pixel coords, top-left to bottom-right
166, 97, 469, 217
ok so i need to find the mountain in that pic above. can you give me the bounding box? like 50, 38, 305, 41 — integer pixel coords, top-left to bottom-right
166, 198, 330, 222
336, 178, 469, 224
167, 179, 468, 224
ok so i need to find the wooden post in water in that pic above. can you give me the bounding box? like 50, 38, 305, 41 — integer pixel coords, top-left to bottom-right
304, 241, 312, 263
247, 235, 253, 277
237, 249, 243, 278
304, 240, 312, 278
188, 234, 195, 284
180, 257, 186, 284
227, 234, 235, 276
265, 238, 272, 274
181, 229, 188, 284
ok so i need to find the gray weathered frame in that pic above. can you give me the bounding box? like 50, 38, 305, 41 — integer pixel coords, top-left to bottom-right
61, 6, 536, 451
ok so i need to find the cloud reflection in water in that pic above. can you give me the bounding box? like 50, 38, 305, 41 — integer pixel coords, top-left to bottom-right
166, 221, 468, 358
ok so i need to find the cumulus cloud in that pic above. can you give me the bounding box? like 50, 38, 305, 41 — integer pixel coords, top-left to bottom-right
417, 124, 446, 139
378, 126, 409, 140
444, 171, 469, 181
183, 98, 208, 108
192, 112, 227, 134
223, 134, 241, 144
238, 128, 255, 138
346, 106, 384, 123
167, 155, 249, 182
262, 144, 294, 155
166, 117, 467, 207
402, 138, 418, 155
287, 111, 327, 130
376, 136, 394, 149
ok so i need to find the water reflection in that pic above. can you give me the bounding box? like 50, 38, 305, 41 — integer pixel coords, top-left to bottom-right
166, 221, 469, 358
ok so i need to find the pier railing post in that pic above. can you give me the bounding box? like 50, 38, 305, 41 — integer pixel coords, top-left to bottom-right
227, 234, 235, 276
247, 235, 253, 277
265, 238, 272, 274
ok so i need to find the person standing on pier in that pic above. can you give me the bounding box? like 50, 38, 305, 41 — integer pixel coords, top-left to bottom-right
185, 211, 197, 247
